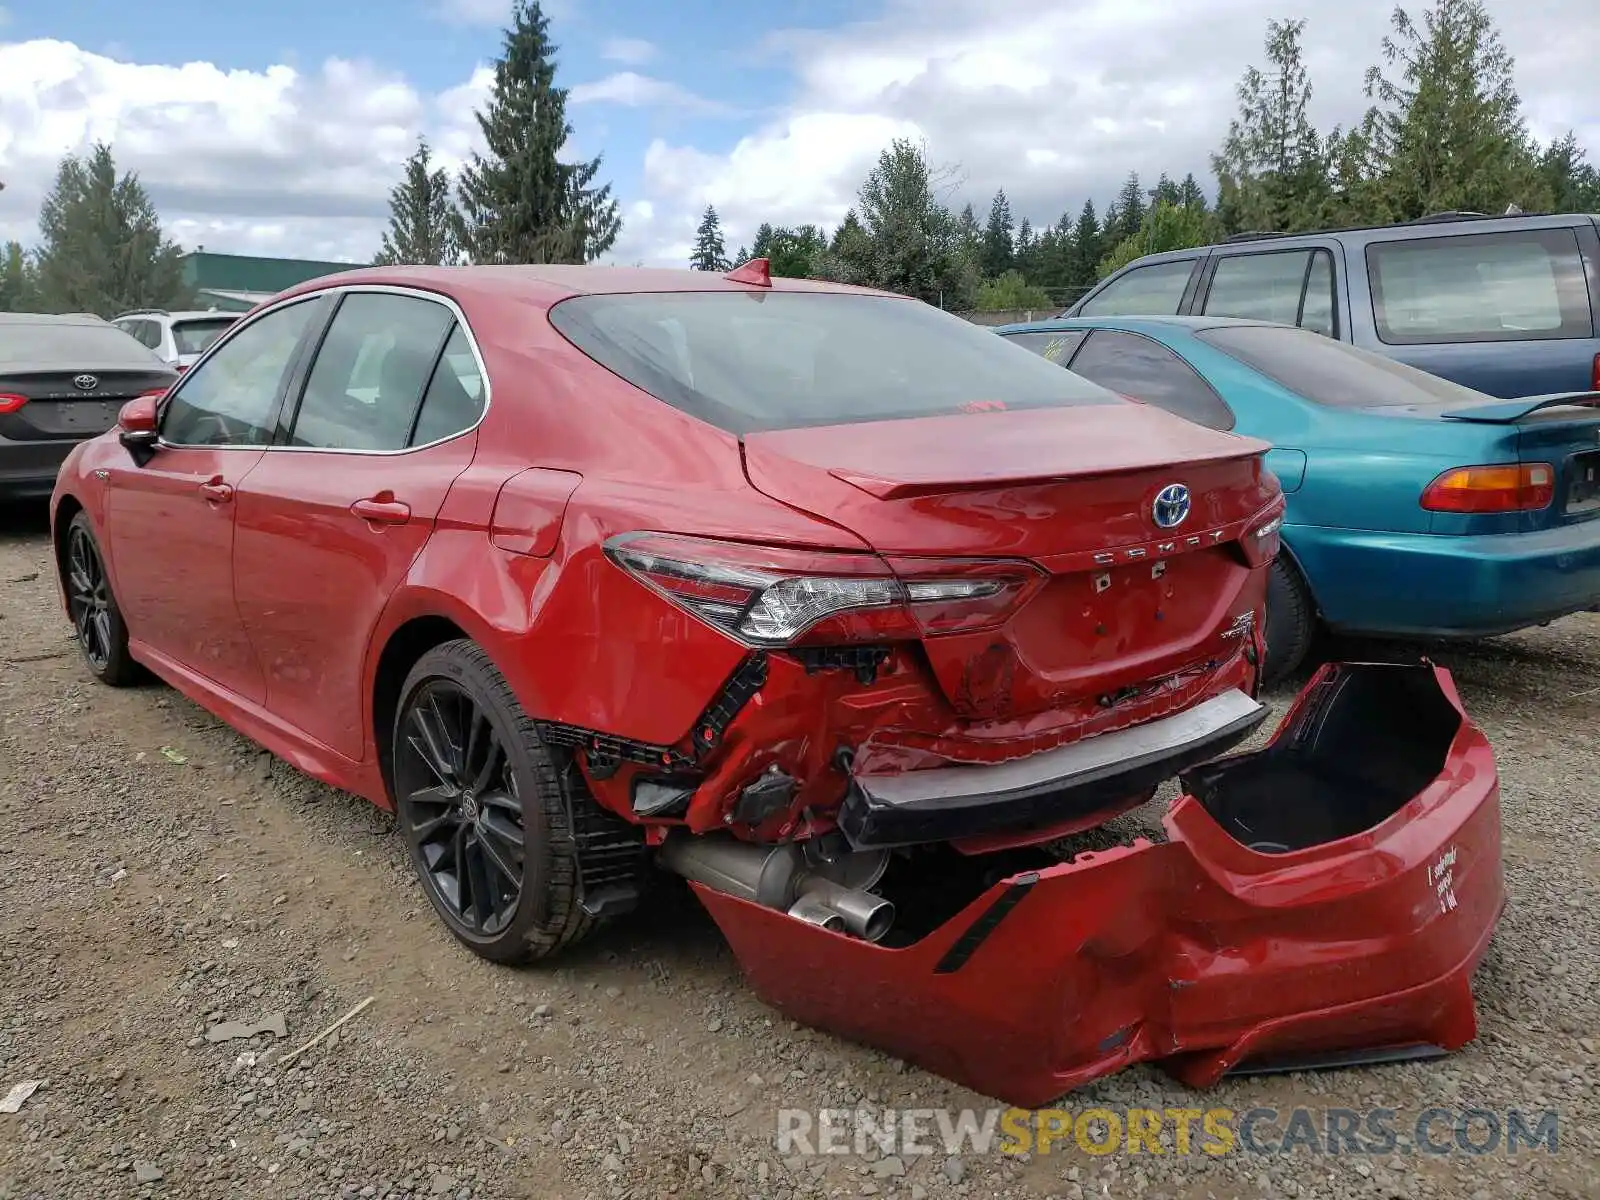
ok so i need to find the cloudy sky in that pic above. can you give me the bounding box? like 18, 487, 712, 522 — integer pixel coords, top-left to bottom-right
2, 0, 1596, 269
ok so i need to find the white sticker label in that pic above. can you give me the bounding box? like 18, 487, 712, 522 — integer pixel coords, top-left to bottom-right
1428, 844, 1459, 915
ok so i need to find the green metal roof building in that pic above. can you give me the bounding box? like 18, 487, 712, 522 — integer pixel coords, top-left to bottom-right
180, 250, 357, 311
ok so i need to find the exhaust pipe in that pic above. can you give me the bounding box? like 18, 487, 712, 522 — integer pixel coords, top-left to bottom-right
786, 895, 847, 933
657, 834, 895, 942
797, 876, 894, 944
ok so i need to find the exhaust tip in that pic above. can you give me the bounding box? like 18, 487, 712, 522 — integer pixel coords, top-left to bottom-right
787, 895, 847, 934
858, 898, 895, 944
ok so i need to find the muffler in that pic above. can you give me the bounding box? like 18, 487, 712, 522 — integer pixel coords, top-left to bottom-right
657, 834, 894, 942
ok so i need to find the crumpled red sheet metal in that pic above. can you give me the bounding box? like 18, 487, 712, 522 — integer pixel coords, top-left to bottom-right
690, 661, 1505, 1108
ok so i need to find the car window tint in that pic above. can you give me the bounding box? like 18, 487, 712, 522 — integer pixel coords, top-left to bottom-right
1002, 330, 1087, 363
1300, 250, 1335, 336
1066, 329, 1235, 430
1203, 250, 1312, 325
289, 293, 454, 451
141, 321, 165, 350
161, 300, 318, 446
548, 291, 1117, 435
1077, 260, 1195, 317
1195, 323, 1489, 408
410, 324, 486, 446
1366, 228, 1593, 344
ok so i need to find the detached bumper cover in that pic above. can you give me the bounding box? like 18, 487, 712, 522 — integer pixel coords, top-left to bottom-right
839, 689, 1267, 848
691, 662, 1506, 1107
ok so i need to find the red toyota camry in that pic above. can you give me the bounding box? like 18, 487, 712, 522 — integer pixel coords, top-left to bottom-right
50, 262, 1503, 1105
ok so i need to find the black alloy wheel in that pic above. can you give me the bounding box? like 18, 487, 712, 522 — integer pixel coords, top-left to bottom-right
62, 511, 139, 686
396, 678, 527, 938
392, 639, 596, 963
66, 523, 112, 673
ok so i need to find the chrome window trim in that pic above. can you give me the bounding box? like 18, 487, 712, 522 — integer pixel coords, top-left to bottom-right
156, 283, 493, 457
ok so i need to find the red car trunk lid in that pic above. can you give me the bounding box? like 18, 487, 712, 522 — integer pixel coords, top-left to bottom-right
742, 405, 1279, 717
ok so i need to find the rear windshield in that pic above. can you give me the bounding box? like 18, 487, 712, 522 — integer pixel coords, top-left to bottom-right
0, 320, 163, 367
172, 317, 238, 355
1194, 324, 1489, 409
547, 291, 1117, 433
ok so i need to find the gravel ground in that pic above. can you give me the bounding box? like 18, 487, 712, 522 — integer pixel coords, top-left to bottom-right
1, 499, 1597, 1200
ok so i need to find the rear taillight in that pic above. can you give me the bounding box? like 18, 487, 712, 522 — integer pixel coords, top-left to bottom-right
1420, 463, 1554, 513
0, 393, 27, 414
1240, 510, 1284, 566
604, 532, 1042, 647
1591, 353, 1600, 392
138, 388, 169, 400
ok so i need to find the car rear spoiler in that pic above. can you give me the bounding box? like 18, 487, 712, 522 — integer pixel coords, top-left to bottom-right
1438, 391, 1600, 423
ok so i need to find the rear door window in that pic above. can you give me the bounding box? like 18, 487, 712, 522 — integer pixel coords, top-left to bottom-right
1365, 228, 1593, 344
1203, 248, 1338, 336
1077, 259, 1197, 317
288, 292, 456, 451
1063, 329, 1235, 430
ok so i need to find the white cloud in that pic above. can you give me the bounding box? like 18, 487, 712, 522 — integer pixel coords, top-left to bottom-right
5, 2, 1599, 273
570, 72, 724, 114
0, 38, 486, 262
601, 37, 656, 66
622, 0, 1600, 265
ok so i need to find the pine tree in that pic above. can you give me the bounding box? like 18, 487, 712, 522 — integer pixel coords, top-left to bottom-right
955, 203, 982, 262
1360, 0, 1548, 219
1177, 174, 1210, 212
1539, 133, 1600, 212
981, 190, 1014, 277
1067, 200, 1103, 292
374, 137, 461, 266
689, 205, 728, 271
749, 224, 825, 278
454, 0, 621, 264
1212, 19, 1333, 234
32, 144, 189, 317
0, 242, 38, 312
1110, 173, 1147, 244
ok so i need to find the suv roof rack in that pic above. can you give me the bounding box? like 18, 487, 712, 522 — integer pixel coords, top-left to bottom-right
111, 308, 169, 319
1210, 208, 1552, 248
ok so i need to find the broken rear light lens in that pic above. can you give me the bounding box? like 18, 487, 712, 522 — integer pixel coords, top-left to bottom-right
604, 533, 1040, 647
1420, 463, 1554, 513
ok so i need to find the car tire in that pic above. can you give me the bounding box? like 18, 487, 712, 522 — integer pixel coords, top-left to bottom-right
62, 511, 142, 687
391, 638, 597, 964
1262, 555, 1316, 686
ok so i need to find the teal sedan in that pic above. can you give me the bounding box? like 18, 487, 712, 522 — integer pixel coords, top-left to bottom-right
997, 316, 1600, 681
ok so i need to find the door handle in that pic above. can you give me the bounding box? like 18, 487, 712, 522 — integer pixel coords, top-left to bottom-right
351, 496, 412, 525
199, 477, 233, 504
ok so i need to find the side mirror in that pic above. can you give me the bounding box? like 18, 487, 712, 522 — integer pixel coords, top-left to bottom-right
118, 393, 161, 453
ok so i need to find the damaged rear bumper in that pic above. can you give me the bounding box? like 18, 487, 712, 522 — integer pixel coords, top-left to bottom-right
839, 688, 1267, 848
684, 662, 1506, 1107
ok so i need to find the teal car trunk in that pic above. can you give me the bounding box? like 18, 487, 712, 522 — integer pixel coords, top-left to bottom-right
996, 315, 1600, 679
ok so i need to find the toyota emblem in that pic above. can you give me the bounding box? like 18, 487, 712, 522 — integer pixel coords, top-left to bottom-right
73, 374, 98, 391
1152, 483, 1191, 529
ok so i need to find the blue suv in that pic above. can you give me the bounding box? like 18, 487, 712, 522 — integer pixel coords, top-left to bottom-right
1063, 212, 1600, 397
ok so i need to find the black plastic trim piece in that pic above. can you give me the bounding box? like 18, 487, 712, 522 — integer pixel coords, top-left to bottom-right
933, 872, 1039, 974
537, 652, 770, 780
839, 692, 1268, 850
